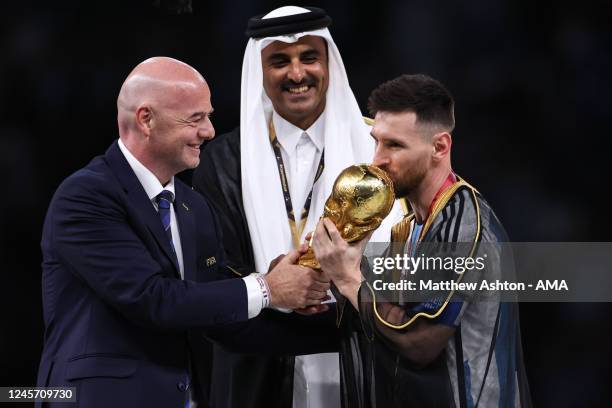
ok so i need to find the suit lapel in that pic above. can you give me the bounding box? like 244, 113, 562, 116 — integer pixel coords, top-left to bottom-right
104, 141, 181, 278
175, 183, 197, 282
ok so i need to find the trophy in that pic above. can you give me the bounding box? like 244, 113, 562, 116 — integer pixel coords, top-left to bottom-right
299, 164, 395, 269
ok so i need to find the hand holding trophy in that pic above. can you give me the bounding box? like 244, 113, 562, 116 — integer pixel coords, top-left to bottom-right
299, 164, 395, 269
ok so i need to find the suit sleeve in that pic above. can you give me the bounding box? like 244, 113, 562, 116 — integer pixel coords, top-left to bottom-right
50, 171, 249, 331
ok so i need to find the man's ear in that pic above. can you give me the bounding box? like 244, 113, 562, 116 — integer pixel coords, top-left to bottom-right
432, 132, 452, 161
135, 105, 153, 136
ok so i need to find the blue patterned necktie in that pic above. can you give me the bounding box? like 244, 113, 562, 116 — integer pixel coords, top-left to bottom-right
156, 190, 190, 407
155, 190, 175, 253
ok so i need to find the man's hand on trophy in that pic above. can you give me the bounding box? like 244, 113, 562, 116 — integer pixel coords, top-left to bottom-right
267, 254, 286, 272
312, 218, 372, 309
266, 242, 311, 272
264, 249, 331, 310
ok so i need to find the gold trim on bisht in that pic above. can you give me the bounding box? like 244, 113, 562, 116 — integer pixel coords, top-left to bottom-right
371, 177, 482, 330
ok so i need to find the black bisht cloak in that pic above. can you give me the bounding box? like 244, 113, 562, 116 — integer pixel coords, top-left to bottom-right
192, 128, 339, 408
337, 183, 532, 408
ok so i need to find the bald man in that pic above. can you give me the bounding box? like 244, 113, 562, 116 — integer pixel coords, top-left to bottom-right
36, 57, 337, 408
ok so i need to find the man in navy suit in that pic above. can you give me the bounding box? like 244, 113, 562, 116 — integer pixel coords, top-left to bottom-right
37, 57, 336, 408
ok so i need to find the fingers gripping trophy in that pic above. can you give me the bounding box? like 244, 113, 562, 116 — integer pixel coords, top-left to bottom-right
299, 164, 395, 269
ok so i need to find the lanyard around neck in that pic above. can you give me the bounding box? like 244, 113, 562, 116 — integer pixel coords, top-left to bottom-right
268, 119, 325, 249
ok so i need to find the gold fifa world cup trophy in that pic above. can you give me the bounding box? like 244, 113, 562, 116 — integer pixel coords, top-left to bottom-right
299, 164, 396, 269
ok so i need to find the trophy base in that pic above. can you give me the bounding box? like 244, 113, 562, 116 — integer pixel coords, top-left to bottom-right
298, 247, 320, 270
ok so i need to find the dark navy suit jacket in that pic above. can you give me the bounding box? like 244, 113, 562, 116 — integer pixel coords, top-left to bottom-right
37, 141, 338, 408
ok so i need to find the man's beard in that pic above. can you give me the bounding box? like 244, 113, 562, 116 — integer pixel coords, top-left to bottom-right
392, 156, 429, 198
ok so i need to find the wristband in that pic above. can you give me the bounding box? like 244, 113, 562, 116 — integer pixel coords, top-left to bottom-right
254, 274, 270, 309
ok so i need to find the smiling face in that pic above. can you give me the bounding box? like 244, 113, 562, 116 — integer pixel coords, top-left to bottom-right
118, 57, 217, 184
147, 80, 215, 175
261, 35, 329, 129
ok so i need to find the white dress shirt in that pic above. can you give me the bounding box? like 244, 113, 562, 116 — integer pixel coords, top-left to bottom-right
117, 139, 264, 319
270, 114, 340, 408
273, 110, 325, 225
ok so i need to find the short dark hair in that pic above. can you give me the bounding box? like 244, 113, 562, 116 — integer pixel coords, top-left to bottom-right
367, 74, 455, 131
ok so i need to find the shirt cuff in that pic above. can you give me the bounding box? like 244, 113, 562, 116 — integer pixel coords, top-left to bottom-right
242, 274, 269, 319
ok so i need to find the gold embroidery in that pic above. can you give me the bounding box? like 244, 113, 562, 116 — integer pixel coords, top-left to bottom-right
373, 179, 481, 330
